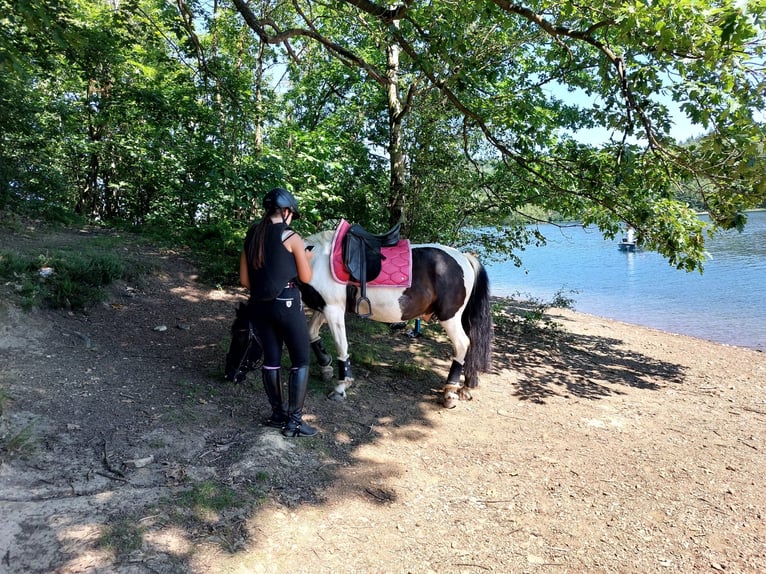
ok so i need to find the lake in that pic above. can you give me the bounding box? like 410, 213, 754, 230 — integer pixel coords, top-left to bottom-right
486, 210, 766, 351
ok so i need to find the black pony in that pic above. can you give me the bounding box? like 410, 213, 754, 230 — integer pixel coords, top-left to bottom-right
224, 302, 263, 383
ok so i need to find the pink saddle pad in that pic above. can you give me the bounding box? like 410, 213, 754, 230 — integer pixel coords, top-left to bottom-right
330, 220, 412, 287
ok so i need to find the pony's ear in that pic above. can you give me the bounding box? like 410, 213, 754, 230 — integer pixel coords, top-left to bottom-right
231, 302, 249, 332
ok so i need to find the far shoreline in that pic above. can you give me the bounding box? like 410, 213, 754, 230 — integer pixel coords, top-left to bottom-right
493, 295, 765, 354
559, 306, 765, 354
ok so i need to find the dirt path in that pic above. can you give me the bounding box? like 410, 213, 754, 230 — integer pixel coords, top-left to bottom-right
1, 225, 764, 573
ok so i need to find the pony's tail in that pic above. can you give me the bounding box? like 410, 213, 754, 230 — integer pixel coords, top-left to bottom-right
462, 254, 493, 386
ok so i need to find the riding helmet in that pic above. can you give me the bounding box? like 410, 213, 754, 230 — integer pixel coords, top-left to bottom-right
263, 187, 300, 219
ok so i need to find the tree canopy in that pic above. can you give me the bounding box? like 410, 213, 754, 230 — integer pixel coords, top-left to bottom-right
2, 0, 765, 275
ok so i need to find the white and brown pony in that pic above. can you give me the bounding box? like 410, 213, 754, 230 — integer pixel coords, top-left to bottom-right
298, 221, 493, 408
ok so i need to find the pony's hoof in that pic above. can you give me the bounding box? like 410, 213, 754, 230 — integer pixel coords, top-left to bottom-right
442, 390, 460, 409
327, 390, 346, 402
320, 364, 333, 381
458, 387, 473, 401
442, 383, 461, 409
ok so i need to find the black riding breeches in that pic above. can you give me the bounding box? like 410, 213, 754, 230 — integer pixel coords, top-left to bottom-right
249, 285, 310, 369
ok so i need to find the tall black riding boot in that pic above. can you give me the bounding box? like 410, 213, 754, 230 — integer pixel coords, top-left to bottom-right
282, 366, 318, 437
261, 368, 288, 428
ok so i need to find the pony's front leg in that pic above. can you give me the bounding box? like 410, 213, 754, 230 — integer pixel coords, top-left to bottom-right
307, 311, 333, 381
323, 305, 353, 402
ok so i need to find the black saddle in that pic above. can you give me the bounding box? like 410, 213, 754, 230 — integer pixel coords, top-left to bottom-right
342, 222, 401, 317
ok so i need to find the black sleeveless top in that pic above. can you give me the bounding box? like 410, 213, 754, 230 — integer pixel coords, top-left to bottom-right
244, 222, 298, 301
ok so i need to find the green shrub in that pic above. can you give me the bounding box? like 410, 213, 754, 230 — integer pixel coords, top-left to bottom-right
492, 288, 578, 334
0, 247, 146, 310
182, 221, 245, 286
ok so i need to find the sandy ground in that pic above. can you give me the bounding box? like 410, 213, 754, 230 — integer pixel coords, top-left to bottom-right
0, 225, 764, 573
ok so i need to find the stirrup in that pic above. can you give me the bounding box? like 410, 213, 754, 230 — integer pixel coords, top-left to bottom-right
356, 296, 372, 318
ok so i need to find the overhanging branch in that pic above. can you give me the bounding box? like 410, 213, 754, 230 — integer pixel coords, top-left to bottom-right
230, 0, 389, 85
490, 0, 662, 150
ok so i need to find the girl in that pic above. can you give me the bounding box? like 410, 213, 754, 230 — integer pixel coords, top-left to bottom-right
239, 187, 317, 437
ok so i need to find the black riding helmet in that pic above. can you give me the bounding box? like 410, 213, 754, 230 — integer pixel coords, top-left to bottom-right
262, 187, 300, 220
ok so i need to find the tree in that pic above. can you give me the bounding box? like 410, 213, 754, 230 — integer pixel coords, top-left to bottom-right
3, 0, 764, 274
2, 0, 278, 230
229, 0, 766, 270
0, 0, 75, 213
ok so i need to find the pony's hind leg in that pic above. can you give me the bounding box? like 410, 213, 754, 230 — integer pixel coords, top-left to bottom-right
323, 305, 354, 401
440, 317, 472, 409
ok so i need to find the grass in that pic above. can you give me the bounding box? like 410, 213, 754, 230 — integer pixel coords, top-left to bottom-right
164, 404, 200, 424
389, 360, 431, 379
0, 237, 152, 310
175, 481, 241, 518
180, 379, 223, 402
0, 419, 38, 461
97, 520, 145, 557
157, 480, 268, 552
108, 460, 265, 557
340, 316, 397, 370
147, 437, 166, 449
0, 387, 10, 417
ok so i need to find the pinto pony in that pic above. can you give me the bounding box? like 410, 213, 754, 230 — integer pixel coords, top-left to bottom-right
298, 223, 493, 408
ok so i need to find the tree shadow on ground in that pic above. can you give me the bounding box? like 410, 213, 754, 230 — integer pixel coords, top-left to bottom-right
491, 300, 686, 404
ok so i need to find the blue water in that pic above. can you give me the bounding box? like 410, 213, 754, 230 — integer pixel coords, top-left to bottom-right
486, 211, 766, 351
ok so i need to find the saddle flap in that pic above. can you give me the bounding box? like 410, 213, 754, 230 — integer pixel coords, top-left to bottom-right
330, 220, 411, 288
343, 231, 383, 283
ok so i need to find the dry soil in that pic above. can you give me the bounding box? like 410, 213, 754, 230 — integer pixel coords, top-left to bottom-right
0, 223, 764, 574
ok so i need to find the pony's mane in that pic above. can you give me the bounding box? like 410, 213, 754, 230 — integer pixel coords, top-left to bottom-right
306, 229, 335, 246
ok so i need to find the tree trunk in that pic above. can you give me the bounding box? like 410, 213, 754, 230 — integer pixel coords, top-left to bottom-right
254, 39, 264, 155
386, 26, 407, 231
77, 79, 102, 217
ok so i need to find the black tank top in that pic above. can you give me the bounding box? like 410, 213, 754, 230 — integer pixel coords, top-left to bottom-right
244, 222, 299, 301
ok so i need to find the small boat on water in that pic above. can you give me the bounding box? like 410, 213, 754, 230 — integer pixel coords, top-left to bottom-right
618, 227, 638, 252
618, 239, 637, 252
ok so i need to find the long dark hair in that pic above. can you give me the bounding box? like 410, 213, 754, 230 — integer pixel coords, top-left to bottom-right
247, 215, 274, 270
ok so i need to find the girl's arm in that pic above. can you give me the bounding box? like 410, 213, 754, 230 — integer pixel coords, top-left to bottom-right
239, 250, 250, 288
284, 233, 313, 283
